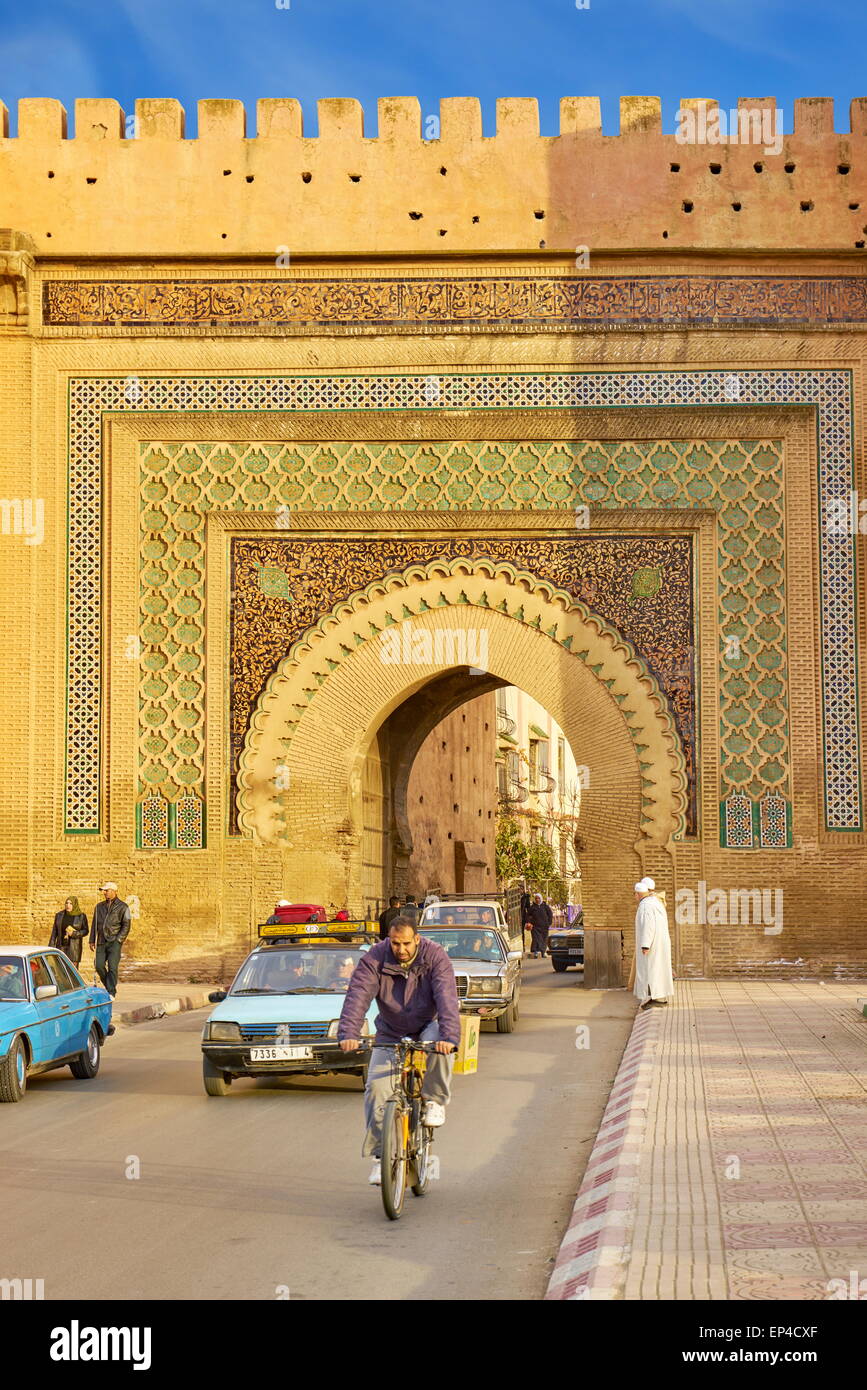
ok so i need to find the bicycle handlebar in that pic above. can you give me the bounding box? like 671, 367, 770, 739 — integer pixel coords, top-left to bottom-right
345, 1037, 444, 1052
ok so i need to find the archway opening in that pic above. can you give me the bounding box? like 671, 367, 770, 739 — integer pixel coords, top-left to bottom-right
362, 674, 589, 924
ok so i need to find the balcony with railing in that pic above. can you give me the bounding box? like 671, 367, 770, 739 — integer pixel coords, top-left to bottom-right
528, 769, 557, 795
497, 760, 529, 807
496, 707, 517, 740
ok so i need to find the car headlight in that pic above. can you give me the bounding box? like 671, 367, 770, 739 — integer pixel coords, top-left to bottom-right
469, 977, 503, 995
327, 1019, 340, 1038
206, 1020, 242, 1041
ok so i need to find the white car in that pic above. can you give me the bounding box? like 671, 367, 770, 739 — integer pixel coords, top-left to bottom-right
419, 899, 510, 936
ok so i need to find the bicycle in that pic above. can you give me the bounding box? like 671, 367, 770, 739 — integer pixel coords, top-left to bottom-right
362, 1037, 440, 1220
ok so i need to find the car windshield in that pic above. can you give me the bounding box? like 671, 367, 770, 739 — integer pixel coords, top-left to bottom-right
421, 905, 498, 928
230, 948, 365, 995
418, 929, 504, 963
0, 957, 28, 1001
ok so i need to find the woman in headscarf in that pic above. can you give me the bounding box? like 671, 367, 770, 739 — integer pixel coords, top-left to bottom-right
49, 895, 89, 965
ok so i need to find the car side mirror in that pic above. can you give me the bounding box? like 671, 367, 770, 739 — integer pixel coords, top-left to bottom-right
208, 989, 228, 1003
507, 950, 523, 961
35, 984, 58, 1000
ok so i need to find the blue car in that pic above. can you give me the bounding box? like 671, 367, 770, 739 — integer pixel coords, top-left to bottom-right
0, 946, 113, 1102
201, 928, 378, 1097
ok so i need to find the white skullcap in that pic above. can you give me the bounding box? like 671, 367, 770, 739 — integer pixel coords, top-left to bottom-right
634, 877, 655, 893
276, 899, 291, 907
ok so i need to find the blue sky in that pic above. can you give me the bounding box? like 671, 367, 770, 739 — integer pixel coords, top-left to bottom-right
1, 0, 864, 136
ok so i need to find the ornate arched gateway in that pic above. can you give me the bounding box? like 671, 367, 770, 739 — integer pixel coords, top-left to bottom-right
237, 553, 688, 932
3, 94, 866, 977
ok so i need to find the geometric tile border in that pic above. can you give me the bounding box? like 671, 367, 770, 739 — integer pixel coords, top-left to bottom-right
65, 368, 859, 835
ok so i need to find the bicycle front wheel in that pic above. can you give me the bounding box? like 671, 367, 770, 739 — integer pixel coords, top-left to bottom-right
381, 1098, 408, 1220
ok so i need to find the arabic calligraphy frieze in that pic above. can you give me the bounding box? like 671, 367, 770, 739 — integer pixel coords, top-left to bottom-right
44, 275, 867, 329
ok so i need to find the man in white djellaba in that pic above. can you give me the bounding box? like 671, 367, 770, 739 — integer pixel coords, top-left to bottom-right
633, 877, 674, 1009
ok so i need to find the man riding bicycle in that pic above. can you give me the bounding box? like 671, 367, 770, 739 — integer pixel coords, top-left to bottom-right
339, 916, 460, 1186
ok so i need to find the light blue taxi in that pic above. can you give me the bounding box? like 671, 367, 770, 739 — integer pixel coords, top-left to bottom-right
0, 946, 113, 1102
201, 923, 378, 1096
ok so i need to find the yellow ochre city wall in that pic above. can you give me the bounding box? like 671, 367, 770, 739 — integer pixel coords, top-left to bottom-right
1, 95, 867, 256
0, 92, 866, 980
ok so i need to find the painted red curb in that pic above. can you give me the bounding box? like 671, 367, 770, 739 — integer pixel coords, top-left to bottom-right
546, 1007, 661, 1300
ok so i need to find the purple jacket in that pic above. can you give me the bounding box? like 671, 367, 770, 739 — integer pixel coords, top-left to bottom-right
338, 936, 461, 1047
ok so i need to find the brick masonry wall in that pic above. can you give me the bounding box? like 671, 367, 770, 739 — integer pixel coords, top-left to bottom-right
1, 120, 866, 976
407, 693, 498, 896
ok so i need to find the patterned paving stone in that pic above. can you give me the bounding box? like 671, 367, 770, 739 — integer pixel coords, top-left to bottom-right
548, 980, 867, 1300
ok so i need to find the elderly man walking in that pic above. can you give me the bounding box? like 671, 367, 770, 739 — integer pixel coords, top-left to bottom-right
633, 876, 674, 1009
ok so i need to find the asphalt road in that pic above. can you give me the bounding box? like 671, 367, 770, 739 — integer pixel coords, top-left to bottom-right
0, 959, 635, 1301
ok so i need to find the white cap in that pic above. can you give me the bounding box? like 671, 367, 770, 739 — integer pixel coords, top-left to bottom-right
276, 899, 291, 907
100, 882, 118, 892
634, 877, 655, 893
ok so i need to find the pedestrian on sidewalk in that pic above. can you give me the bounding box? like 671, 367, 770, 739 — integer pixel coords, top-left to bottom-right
89, 882, 131, 998
49, 896, 89, 965
526, 892, 553, 958
632, 877, 674, 1009
378, 895, 401, 939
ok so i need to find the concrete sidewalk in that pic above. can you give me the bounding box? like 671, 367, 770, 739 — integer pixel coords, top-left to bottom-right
547, 980, 867, 1300
106, 981, 215, 1027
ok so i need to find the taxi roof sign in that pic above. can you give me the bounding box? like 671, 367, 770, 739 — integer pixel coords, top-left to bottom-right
257, 919, 377, 942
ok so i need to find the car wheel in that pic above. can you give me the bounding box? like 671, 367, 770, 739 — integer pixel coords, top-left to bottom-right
0, 1035, 27, 1102
552, 958, 569, 972
496, 999, 516, 1033
203, 1054, 232, 1097
70, 1024, 101, 1080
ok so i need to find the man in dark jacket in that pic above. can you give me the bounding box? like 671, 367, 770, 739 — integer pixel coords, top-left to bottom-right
339, 916, 460, 1184
377, 896, 401, 940
527, 892, 553, 958
89, 882, 131, 997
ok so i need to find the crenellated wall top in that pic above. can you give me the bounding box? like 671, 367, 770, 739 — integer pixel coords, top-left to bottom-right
3, 95, 867, 257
